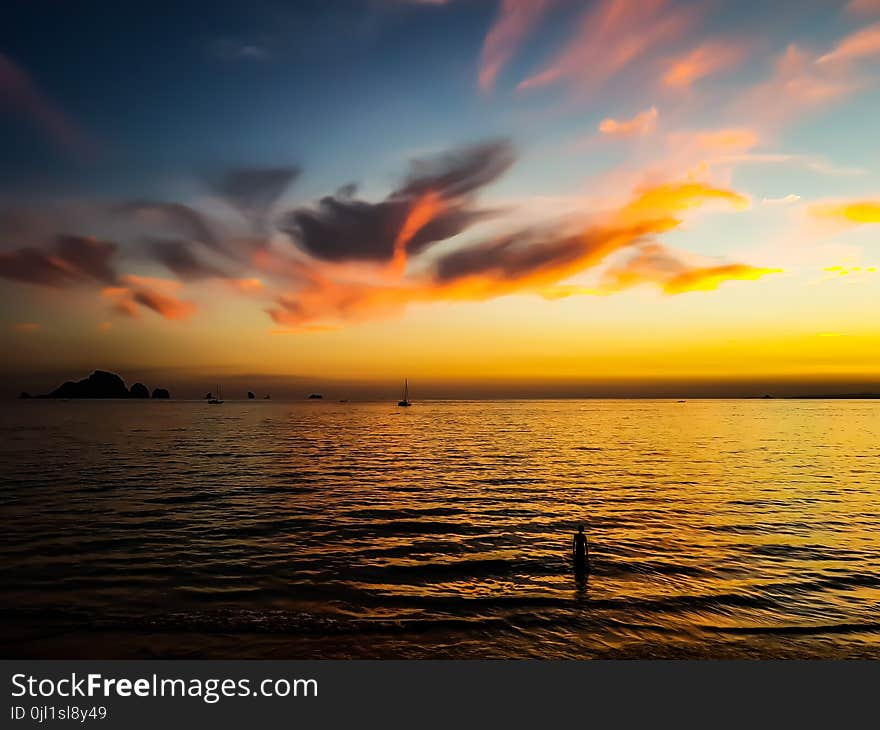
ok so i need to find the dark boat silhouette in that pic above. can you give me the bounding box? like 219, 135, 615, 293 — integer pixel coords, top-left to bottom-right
397, 379, 411, 407
208, 384, 223, 404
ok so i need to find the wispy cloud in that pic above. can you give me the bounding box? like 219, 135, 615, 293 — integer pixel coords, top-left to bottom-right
824, 264, 878, 275
209, 39, 271, 62
268, 180, 761, 328
0, 141, 773, 333
479, 0, 555, 91
102, 275, 196, 321
0, 235, 118, 287
734, 44, 861, 131
11, 322, 41, 332
662, 39, 748, 89
761, 194, 801, 205
598, 107, 658, 137
280, 140, 513, 264
818, 22, 880, 64
0, 52, 89, 154
590, 243, 780, 295
811, 200, 880, 223
517, 0, 695, 94
846, 0, 880, 16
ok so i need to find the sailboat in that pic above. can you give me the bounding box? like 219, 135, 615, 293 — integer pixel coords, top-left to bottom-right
397, 379, 411, 407
208, 384, 224, 404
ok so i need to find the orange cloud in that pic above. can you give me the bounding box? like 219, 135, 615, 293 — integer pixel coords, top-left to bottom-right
824, 264, 878, 275
694, 128, 759, 153
120, 274, 183, 292
598, 107, 658, 137
132, 289, 196, 320
518, 0, 695, 94
102, 275, 196, 321
847, 0, 880, 15
811, 200, 880, 223
621, 182, 749, 220
818, 22, 880, 64
663, 264, 781, 293
268, 181, 759, 328
228, 277, 265, 294
591, 243, 779, 295
479, 0, 554, 91
11, 322, 41, 332
391, 191, 445, 275
663, 40, 747, 88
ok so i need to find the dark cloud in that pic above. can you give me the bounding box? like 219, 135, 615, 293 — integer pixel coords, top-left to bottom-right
209, 166, 300, 231
131, 288, 195, 320
282, 197, 408, 261
148, 239, 227, 280
0, 235, 118, 287
0, 210, 55, 249
406, 207, 496, 252
55, 235, 118, 283
280, 139, 514, 262
114, 201, 221, 252
433, 222, 660, 285
395, 139, 515, 199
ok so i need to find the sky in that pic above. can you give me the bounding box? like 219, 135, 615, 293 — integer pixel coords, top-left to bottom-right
1, 0, 879, 399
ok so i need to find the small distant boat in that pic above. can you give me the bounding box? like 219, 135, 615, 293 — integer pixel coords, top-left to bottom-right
208, 384, 223, 404
397, 379, 411, 407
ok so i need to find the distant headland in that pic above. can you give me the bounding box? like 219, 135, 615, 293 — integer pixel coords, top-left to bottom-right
19, 370, 172, 400
790, 393, 880, 399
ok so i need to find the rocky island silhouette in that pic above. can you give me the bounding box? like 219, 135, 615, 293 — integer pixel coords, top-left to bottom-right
20, 370, 172, 399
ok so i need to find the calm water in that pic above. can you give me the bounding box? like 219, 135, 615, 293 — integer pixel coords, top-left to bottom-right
1, 399, 879, 659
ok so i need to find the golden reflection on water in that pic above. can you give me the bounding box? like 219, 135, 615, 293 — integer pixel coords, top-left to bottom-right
1, 399, 878, 658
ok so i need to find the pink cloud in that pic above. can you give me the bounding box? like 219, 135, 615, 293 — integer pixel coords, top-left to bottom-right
517, 0, 695, 95
734, 44, 859, 131
818, 22, 880, 64
598, 107, 658, 137
688, 128, 760, 154
479, 0, 555, 91
846, 0, 880, 17
663, 40, 748, 88
0, 53, 88, 154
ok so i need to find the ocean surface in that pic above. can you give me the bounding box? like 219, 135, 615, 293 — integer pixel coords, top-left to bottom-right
1, 399, 879, 659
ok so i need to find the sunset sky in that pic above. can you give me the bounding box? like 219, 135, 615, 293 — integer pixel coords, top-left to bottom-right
2, 0, 879, 398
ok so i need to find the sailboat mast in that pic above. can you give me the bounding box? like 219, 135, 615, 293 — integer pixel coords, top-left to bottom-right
404, 378, 408, 402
